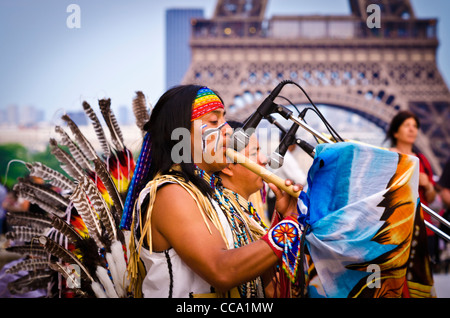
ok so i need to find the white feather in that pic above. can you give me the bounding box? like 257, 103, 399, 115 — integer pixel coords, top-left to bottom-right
105, 252, 126, 297
91, 281, 107, 298
96, 266, 119, 298
111, 240, 129, 289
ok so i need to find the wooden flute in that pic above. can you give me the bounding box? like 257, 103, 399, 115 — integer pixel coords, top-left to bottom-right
225, 148, 302, 198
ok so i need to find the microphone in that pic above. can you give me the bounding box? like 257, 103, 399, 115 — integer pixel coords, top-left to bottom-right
231, 81, 288, 152
296, 138, 316, 158
266, 115, 316, 160
268, 121, 300, 169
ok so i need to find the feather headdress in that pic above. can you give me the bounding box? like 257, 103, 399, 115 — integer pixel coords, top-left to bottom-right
132, 91, 151, 136
5, 93, 143, 298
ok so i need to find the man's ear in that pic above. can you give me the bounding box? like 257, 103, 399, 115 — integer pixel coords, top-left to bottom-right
221, 164, 234, 177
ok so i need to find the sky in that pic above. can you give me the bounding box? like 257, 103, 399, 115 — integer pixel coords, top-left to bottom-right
0, 0, 449, 123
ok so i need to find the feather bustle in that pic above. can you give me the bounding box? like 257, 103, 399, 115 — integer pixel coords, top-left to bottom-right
13, 184, 67, 218
6, 211, 52, 229
132, 91, 150, 135
49, 138, 85, 181
94, 159, 123, 215
37, 236, 94, 282
6, 226, 47, 242
5, 259, 50, 275
15, 177, 70, 208
91, 281, 107, 298
6, 245, 48, 258
69, 183, 104, 249
26, 161, 75, 191
82, 176, 117, 242
96, 265, 119, 298
61, 114, 98, 161
7, 270, 53, 295
82, 101, 112, 157
98, 98, 124, 151
55, 125, 93, 171
50, 215, 85, 244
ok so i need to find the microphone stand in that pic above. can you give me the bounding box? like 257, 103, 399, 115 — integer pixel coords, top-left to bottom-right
288, 114, 333, 145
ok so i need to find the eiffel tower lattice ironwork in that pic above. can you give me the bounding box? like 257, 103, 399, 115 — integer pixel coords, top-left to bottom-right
182, 0, 450, 173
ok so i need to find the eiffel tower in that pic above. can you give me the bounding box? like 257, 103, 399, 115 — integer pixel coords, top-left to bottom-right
182, 0, 450, 174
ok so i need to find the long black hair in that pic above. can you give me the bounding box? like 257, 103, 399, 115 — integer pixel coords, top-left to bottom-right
139, 85, 213, 197
385, 110, 420, 147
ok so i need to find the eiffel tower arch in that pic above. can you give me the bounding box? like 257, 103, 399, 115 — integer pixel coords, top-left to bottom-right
182, 0, 450, 174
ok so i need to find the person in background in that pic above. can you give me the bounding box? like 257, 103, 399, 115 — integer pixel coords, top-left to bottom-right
218, 120, 280, 296
218, 120, 269, 233
386, 110, 438, 265
438, 158, 450, 216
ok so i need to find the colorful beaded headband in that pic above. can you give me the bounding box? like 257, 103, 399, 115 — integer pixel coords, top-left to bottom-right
191, 87, 224, 121
120, 86, 223, 230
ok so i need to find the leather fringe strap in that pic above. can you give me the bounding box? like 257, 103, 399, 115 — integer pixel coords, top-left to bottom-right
126, 173, 230, 297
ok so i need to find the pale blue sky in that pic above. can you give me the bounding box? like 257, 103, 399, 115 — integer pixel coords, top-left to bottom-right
0, 0, 448, 122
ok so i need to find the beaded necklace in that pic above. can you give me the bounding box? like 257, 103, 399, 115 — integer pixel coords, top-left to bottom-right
194, 166, 264, 298
231, 190, 268, 232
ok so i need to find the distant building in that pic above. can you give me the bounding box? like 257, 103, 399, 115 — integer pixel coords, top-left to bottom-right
21, 105, 45, 126
165, 8, 204, 90
6, 104, 19, 125
1, 104, 45, 126
118, 105, 130, 125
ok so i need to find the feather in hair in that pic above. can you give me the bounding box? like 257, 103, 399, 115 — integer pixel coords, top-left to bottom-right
98, 98, 124, 151
37, 235, 94, 282
82, 101, 112, 158
132, 91, 150, 135
82, 176, 117, 242
69, 183, 104, 249
61, 114, 99, 161
49, 138, 86, 181
26, 161, 75, 191
54, 125, 92, 171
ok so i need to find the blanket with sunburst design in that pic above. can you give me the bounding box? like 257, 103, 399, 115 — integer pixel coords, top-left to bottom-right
298, 142, 435, 298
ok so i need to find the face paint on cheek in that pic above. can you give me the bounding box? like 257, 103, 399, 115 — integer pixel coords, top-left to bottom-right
202, 122, 227, 153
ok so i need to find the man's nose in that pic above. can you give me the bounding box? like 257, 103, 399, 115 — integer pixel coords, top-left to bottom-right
258, 152, 268, 167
